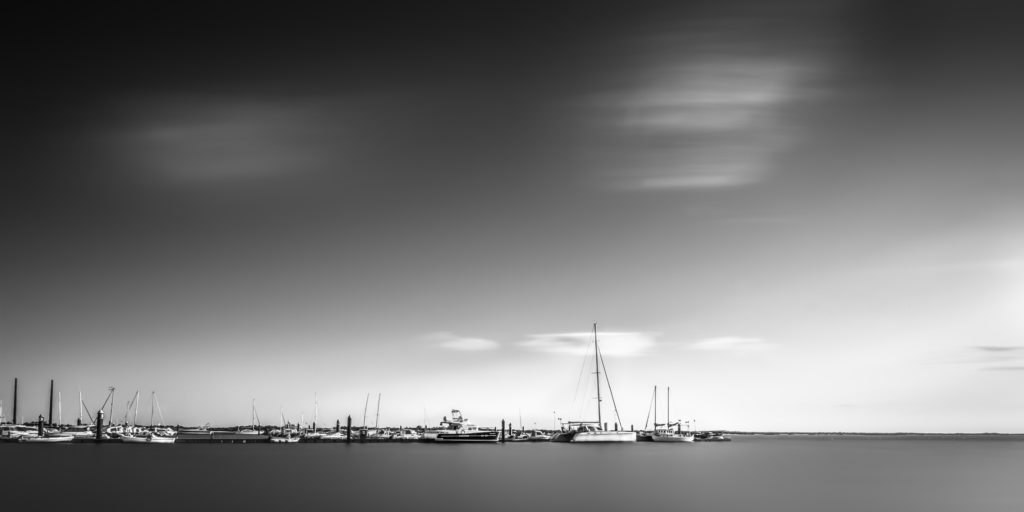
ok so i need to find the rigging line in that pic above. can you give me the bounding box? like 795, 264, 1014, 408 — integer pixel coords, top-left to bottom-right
643, 386, 655, 431
570, 339, 592, 417
154, 394, 165, 425
598, 345, 623, 429
81, 400, 94, 424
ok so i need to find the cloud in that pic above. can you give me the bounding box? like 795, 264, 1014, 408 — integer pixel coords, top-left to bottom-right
591, 56, 817, 191
975, 346, 1024, 353
690, 336, 774, 353
102, 95, 345, 184
428, 332, 500, 352
519, 331, 657, 357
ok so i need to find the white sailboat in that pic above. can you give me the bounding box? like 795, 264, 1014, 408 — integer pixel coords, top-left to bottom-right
651, 387, 694, 443
557, 324, 636, 443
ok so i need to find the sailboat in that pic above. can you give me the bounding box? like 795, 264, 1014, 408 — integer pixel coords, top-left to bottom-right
651, 386, 694, 443
555, 324, 636, 443
238, 399, 262, 435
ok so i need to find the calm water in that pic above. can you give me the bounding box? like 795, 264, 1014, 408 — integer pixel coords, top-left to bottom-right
3, 436, 1023, 511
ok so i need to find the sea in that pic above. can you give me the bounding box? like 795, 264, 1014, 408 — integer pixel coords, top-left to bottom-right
3, 435, 1023, 511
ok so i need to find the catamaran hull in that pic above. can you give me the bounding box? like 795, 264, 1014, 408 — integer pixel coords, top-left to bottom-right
570, 431, 636, 443
435, 432, 499, 443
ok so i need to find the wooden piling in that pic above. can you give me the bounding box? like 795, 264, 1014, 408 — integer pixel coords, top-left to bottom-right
346, 415, 352, 443
37, 415, 44, 436
48, 380, 54, 426
96, 410, 104, 442
501, 420, 505, 442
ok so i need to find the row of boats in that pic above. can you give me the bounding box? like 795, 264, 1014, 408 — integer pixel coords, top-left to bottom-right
0, 413, 730, 444
4, 324, 726, 445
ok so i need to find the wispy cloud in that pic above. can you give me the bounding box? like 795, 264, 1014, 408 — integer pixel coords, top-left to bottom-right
690, 336, 774, 353
428, 332, 500, 352
975, 346, 1024, 353
102, 95, 343, 184
519, 331, 657, 357
593, 56, 819, 191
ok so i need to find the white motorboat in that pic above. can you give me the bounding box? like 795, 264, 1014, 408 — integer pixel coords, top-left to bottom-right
430, 410, 499, 443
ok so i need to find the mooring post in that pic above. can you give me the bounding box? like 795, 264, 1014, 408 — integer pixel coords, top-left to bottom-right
631, 424, 634, 432
501, 420, 505, 442
48, 380, 54, 426
335, 419, 340, 433
96, 410, 104, 442
604, 422, 608, 432
37, 415, 44, 436
346, 415, 352, 443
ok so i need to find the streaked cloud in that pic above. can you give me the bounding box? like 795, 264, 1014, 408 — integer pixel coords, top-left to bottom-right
975, 346, 1024, 353
102, 96, 344, 184
603, 57, 812, 191
428, 332, 500, 352
690, 336, 774, 353
519, 331, 657, 357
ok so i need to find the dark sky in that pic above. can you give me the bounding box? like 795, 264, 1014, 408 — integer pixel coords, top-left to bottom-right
4, 1, 1024, 430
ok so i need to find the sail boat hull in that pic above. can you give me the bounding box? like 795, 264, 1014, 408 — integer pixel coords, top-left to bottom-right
651, 433, 695, 443
570, 431, 636, 443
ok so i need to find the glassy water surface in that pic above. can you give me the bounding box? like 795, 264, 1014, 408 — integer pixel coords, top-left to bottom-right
3, 436, 1022, 511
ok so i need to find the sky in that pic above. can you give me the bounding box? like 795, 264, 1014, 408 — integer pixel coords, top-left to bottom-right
2, 1, 1023, 432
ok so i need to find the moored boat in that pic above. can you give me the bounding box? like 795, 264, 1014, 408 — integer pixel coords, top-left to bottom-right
430, 410, 499, 443
558, 324, 636, 443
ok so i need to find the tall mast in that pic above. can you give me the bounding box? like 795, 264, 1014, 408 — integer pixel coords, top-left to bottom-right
150, 392, 155, 427
133, 390, 140, 426
58, 392, 62, 426
375, 393, 381, 430
654, 386, 657, 431
594, 323, 602, 429
363, 394, 369, 427
79, 389, 83, 425
667, 387, 670, 432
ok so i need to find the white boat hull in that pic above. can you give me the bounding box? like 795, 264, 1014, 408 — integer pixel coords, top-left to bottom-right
651, 433, 695, 443
122, 435, 176, 444
571, 431, 636, 443
20, 435, 74, 443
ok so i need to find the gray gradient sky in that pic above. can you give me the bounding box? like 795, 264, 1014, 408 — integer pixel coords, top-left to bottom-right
3, 1, 1023, 431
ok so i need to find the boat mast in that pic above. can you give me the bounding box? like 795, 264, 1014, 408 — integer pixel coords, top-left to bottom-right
594, 323, 602, 429
133, 390, 140, 426
58, 392, 62, 426
363, 393, 369, 428
654, 385, 657, 431
375, 393, 381, 430
150, 392, 155, 427
78, 389, 83, 425
667, 387, 670, 433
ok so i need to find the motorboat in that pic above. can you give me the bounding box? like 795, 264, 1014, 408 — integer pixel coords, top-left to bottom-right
431, 410, 499, 443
